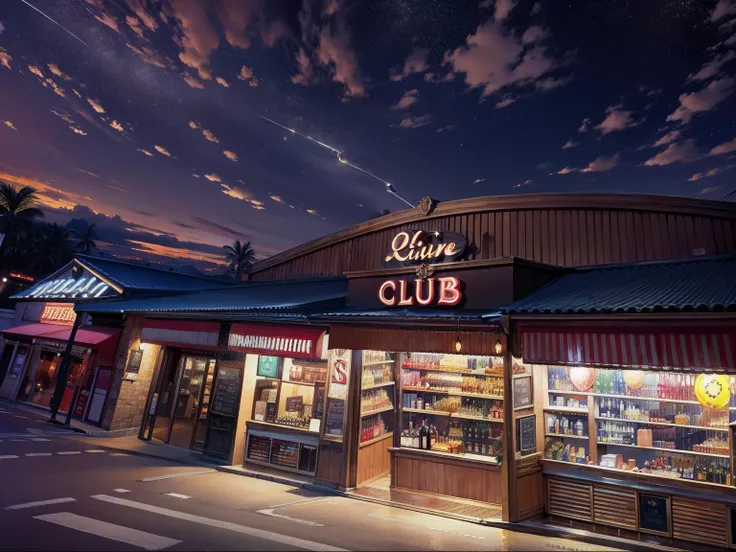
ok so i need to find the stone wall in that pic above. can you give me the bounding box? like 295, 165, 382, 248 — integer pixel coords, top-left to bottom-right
102, 315, 161, 432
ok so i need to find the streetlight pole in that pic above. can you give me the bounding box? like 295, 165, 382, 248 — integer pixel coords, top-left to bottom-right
48, 311, 84, 423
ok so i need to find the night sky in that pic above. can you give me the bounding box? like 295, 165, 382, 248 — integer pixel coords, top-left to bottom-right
0, 0, 735, 272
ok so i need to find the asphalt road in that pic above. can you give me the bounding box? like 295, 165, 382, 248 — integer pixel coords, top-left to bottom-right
0, 402, 623, 551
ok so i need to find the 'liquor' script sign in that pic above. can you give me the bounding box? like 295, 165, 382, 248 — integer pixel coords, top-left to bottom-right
384, 230, 466, 266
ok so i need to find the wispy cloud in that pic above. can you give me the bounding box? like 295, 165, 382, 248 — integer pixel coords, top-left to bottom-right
710, 137, 736, 156
667, 77, 734, 125
594, 104, 644, 135
643, 139, 700, 166
578, 117, 591, 133
204, 173, 221, 182
3, 120, 18, 131
137, 148, 153, 156
391, 89, 419, 110
472, 178, 486, 184
223, 150, 238, 162
86, 97, 106, 113
238, 65, 260, 87
397, 114, 432, 129
154, 145, 172, 157
551, 153, 621, 175
216, 76, 230, 87
47, 63, 72, 81
0, 47, 11, 70
562, 139, 578, 149
201, 129, 219, 143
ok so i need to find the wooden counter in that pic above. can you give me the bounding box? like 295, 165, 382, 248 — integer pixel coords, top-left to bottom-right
390, 447, 502, 504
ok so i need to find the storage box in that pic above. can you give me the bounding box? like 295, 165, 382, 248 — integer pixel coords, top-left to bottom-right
600, 453, 623, 468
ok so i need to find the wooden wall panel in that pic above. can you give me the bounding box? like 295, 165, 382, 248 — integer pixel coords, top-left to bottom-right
547, 477, 593, 522
593, 487, 637, 529
672, 497, 728, 548
250, 198, 736, 280
356, 434, 391, 486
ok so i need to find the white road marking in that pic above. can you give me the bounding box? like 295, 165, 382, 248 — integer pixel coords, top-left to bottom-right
92, 494, 346, 551
109, 452, 129, 457
85, 449, 106, 453
4, 497, 77, 510
140, 470, 214, 482
10, 439, 26, 442
57, 451, 82, 455
268, 497, 325, 509
31, 438, 50, 442
25, 452, 52, 457
163, 493, 190, 500
0, 455, 19, 459
34, 512, 180, 551
256, 508, 325, 527
113, 489, 131, 493
13, 415, 29, 419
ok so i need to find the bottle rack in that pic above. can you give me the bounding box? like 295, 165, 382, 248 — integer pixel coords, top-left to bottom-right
359, 351, 396, 446
543, 366, 735, 486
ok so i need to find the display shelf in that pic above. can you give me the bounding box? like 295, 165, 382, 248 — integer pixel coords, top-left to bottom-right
361, 381, 395, 391
360, 405, 394, 417
451, 413, 504, 423
393, 446, 502, 466
403, 407, 450, 416
359, 431, 394, 448
594, 416, 729, 432
362, 360, 395, 367
596, 441, 730, 459
403, 386, 503, 400
549, 390, 732, 408
545, 433, 589, 440
544, 407, 589, 414
402, 366, 502, 377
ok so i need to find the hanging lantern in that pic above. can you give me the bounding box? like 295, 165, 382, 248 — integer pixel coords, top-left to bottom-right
568, 367, 596, 392
694, 374, 731, 409
623, 370, 647, 390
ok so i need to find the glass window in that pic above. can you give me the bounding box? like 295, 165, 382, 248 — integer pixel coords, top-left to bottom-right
399, 352, 505, 462
323, 348, 351, 440
359, 350, 395, 444
252, 355, 328, 432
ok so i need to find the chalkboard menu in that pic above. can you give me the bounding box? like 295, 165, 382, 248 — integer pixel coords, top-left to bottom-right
324, 398, 345, 436
210, 364, 241, 417
516, 414, 536, 456
285, 395, 304, 412
513, 375, 533, 410
638, 493, 671, 537
314, 385, 325, 420
124, 349, 143, 381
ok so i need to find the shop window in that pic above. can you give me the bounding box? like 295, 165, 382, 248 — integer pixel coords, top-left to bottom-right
323, 348, 351, 441
251, 355, 328, 432
359, 350, 396, 444
543, 366, 732, 486
399, 352, 505, 462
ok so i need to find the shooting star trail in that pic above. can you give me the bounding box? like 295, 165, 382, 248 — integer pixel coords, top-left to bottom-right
21, 0, 89, 47
256, 114, 414, 208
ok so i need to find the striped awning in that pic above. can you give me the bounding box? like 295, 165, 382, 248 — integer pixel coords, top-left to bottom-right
140, 319, 221, 350
520, 326, 736, 371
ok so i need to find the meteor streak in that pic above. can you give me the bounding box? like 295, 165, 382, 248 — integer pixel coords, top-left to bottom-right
21, 0, 89, 47
256, 113, 414, 208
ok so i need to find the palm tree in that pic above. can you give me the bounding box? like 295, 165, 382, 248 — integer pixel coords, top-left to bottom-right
75, 222, 98, 255
0, 182, 44, 267
223, 239, 256, 280
32, 223, 77, 274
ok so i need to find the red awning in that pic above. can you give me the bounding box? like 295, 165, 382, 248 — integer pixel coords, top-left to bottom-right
520, 325, 736, 371
3, 323, 120, 364
2, 322, 69, 338
228, 323, 326, 359
140, 319, 221, 350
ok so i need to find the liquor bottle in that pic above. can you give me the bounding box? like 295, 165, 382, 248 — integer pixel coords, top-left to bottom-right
418, 419, 430, 449
547, 415, 555, 434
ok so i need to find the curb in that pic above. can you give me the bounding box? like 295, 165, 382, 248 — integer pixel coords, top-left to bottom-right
216, 465, 340, 496
65, 438, 224, 469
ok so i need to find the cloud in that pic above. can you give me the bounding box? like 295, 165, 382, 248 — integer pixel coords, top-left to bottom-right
666, 77, 734, 124
594, 104, 644, 135
700, 186, 723, 195
70, 126, 87, 135
28, 65, 44, 78
45, 78, 66, 98
551, 153, 621, 174
50, 108, 75, 124
72, 89, 82, 98
126, 15, 144, 39
137, 148, 153, 156
0, 170, 87, 211
710, 137, 736, 155
3, 121, 18, 131
77, 169, 99, 178
270, 194, 283, 203
47, 63, 72, 81
397, 114, 432, 129
125, 43, 169, 69
0, 21, 5, 34
291, 48, 314, 86
154, 145, 172, 157
86, 97, 106, 113
562, 139, 578, 149
306, 209, 320, 216
495, 97, 517, 108
125, 0, 158, 31
216, 76, 230, 88
436, 124, 456, 133
513, 179, 534, 188
169, 0, 219, 80
643, 139, 699, 166
238, 65, 260, 87
192, 173, 200, 178
495, 0, 516, 20
522, 26, 548, 44
472, 178, 486, 184
0, 47, 11, 70
535, 75, 573, 90
444, 18, 571, 102
109, 120, 126, 133
711, 0, 736, 22
182, 72, 205, 89
578, 117, 591, 133
687, 51, 735, 82
223, 150, 238, 162
391, 89, 419, 110
316, 11, 366, 100
95, 12, 119, 32
189, 120, 200, 129
531, 2, 542, 15
220, 184, 252, 202
652, 130, 682, 148
204, 173, 221, 182
390, 48, 429, 81
201, 129, 219, 143
688, 167, 729, 182
212, 0, 261, 50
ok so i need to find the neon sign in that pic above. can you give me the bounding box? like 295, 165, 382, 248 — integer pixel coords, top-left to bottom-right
384, 230, 466, 266
378, 276, 462, 307
41, 304, 76, 325
24, 276, 111, 299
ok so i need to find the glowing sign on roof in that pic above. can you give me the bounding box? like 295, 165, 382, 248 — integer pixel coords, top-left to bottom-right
22, 276, 113, 300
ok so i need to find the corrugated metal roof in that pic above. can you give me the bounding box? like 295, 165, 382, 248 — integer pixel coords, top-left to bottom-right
502, 256, 736, 315
80, 277, 347, 313
315, 308, 499, 322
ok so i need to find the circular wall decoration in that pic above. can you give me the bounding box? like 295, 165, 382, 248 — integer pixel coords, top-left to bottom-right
568, 367, 596, 392
623, 370, 647, 390
694, 374, 730, 409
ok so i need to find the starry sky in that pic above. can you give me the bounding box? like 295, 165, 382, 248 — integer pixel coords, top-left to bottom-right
0, 0, 735, 272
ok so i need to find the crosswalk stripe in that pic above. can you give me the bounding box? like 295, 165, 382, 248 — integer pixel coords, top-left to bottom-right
0, 455, 19, 459
4, 497, 76, 510
34, 512, 180, 551
31, 438, 50, 442
57, 451, 82, 455
91, 494, 346, 551
113, 489, 131, 493
85, 450, 106, 453
25, 453, 52, 457
163, 493, 190, 500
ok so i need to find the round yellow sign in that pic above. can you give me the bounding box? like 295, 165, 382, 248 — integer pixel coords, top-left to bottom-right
694, 374, 731, 409
623, 370, 647, 390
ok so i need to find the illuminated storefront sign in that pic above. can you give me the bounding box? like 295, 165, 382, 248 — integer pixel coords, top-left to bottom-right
378, 276, 462, 307
41, 303, 77, 325
228, 323, 326, 359
384, 230, 466, 266
26, 276, 111, 299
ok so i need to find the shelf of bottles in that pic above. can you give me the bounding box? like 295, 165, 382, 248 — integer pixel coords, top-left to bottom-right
399, 352, 504, 460
544, 366, 734, 486
359, 351, 395, 445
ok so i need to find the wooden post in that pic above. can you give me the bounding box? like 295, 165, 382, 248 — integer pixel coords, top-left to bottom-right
49, 312, 84, 423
